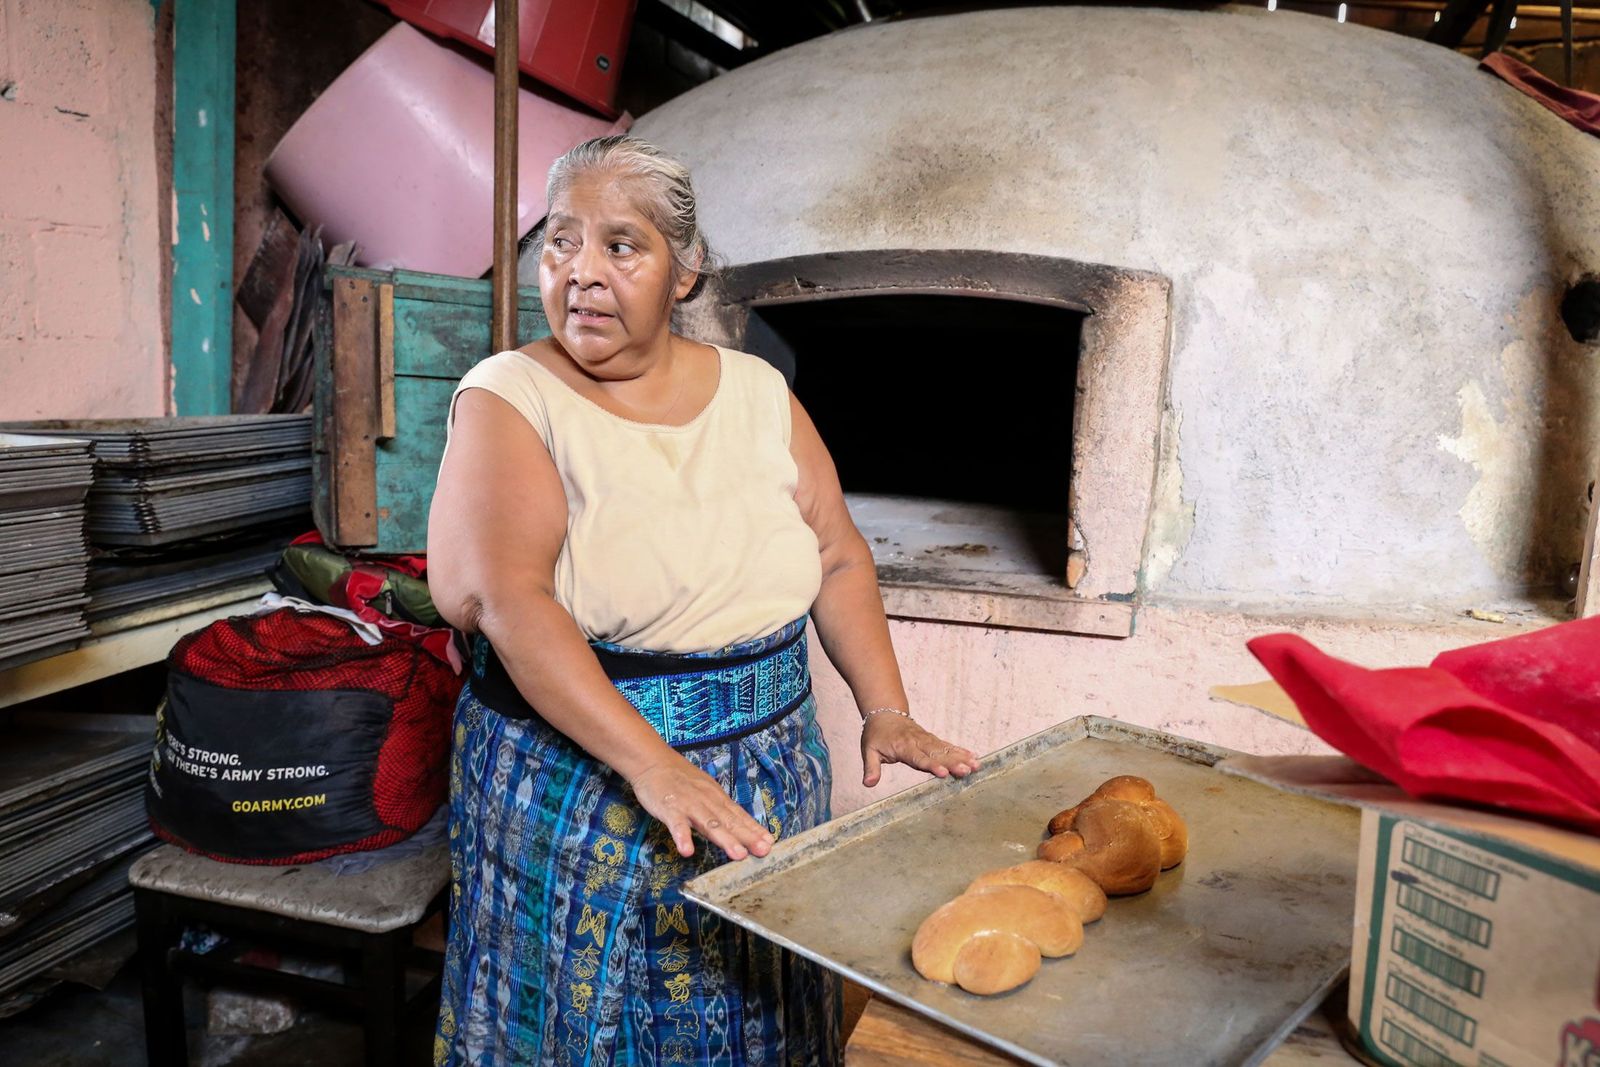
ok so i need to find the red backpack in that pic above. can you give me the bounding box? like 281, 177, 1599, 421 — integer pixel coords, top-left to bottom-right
146, 607, 461, 864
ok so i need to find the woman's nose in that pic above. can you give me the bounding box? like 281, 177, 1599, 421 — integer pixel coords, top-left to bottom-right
569, 242, 605, 288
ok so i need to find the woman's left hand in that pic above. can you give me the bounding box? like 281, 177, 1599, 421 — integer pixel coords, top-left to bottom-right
860, 712, 981, 788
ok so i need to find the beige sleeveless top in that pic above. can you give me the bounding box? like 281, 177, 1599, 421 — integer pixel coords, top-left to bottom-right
444, 346, 822, 654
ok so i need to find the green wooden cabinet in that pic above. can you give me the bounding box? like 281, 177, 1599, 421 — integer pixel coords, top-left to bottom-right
314, 266, 549, 553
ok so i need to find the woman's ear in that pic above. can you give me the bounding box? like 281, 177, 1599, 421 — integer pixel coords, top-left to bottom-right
674, 248, 706, 302
674, 269, 700, 302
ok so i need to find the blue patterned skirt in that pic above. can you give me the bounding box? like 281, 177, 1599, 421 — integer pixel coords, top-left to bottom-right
435, 619, 840, 1066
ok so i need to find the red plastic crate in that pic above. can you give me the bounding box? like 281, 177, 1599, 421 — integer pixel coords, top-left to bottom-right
381, 0, 635, 117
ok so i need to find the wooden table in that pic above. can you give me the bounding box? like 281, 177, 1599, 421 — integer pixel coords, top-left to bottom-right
843, 986, 1368, 1066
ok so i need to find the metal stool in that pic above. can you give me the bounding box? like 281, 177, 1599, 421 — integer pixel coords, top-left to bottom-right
129, 841, 449, 1066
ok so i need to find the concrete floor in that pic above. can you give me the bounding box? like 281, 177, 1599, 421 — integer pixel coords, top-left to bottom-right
0, 958, 433, 1067
3, 953, 1358, 1065
1, 945, 860, 1067
0, 960, 866, 1067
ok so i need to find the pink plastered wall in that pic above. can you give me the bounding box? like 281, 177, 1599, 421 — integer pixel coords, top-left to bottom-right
811, 607, 1535, 817
0, 0, 164, 419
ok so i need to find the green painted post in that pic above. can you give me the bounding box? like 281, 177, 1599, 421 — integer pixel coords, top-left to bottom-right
169, 0, 235, 415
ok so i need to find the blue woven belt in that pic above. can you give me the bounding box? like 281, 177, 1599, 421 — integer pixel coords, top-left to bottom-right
469, 619, 812, 750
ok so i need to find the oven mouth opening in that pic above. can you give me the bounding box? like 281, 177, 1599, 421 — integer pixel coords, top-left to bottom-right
716, 248, 1171, 638
746, 291, 1082, 598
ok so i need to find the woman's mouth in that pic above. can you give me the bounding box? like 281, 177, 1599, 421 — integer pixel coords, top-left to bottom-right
570, 307, 613, 325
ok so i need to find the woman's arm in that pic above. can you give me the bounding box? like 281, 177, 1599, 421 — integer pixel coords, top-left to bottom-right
429, 388, 773, 860
789, 393, 980, 787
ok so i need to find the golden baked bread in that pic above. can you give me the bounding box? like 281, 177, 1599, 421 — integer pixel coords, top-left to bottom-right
911, 885, 1083, 992
1047, 775, 1189, 871
1036, 797, 1163, 895
1047, 774, 1156, 834
951, 931, 1042, 995
1143, 796, 1189, 869
967, 860, 1107, 923
911, 776, 1191, 995
1036, 831, 1086, 863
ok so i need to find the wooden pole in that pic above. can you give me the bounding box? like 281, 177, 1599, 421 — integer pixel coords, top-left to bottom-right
491, 0, 519, 355
1578, 474, 1600, 617
1563, 0, 1576, 86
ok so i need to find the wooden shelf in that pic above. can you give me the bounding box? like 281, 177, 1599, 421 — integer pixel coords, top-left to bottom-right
0, 581, 270, 710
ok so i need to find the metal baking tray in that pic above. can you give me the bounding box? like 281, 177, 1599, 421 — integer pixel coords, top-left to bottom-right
683, 717, 1360, 1067
0, 714, 153, 817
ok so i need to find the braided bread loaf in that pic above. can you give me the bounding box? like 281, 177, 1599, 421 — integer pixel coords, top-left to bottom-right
967, 860, 1107, 923
911, 885, 1083, 995
1037, 775, 1188, 895
910, 776, 1189, 996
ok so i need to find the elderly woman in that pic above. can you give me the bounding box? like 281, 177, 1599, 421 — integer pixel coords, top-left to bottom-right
428, 135, 979, 1065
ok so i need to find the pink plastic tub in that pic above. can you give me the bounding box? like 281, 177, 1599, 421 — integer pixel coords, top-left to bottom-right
265, 23, 629, 278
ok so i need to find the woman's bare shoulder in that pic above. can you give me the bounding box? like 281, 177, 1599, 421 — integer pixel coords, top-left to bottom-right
512, 338, 581, 383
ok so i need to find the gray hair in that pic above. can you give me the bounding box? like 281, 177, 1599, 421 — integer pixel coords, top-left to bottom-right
531, 135, 718, 302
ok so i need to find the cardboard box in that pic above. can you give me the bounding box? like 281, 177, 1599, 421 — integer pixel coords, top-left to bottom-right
1221, 754, 1600, 1067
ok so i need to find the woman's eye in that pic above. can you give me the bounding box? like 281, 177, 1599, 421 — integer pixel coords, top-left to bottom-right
550, 236, 573, 251
609, 242, 635, 256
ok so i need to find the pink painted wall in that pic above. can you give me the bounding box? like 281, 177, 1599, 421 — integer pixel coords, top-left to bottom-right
812, 608, 1537, 817
0, 0, 164, 419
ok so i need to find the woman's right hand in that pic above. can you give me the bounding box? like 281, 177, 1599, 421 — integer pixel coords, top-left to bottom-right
630, 758, 774, 861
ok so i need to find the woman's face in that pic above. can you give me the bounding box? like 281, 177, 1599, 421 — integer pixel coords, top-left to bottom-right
538, 172, 696, 376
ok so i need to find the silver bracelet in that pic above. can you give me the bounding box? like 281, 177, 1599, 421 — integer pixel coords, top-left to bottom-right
862, 707, 912, 725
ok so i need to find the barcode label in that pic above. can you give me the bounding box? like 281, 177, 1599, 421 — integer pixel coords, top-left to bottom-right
1391, 928, 1486, 996
1396, 883, 1493, 947
1402, 838, 1500, 900
1386, 974, 1478, 1044
1380, 1018, 1458, 1067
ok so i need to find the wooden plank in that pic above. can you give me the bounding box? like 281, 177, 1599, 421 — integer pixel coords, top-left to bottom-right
329, 276, 379, 546
375, 376, 455, 554
0, 583, 268, 710
1579, 473, 1600, 617
311, 294, 336, 540
371, 298, 550, 554
169, 0, 237, 415
844, 991, 1361, 1066
492, 0, 520, 355
87, 580, 270, 639
880, 583, 1135, 638
391, 269, 543, 309
378, 283, 397, 441
391, 289, 549, 380
331, 267, 545, 308
845, 996, 1019, 1066
314, 266, 549, 553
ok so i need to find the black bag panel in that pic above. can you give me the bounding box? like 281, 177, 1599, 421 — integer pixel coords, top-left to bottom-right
146, 673, 393, 861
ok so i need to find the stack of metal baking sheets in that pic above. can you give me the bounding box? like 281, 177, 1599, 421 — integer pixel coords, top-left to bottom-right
0, 856, 140, 1003
685, 717, 1362, 1067
85, 533, 285, 622
0, 416, 312, 547
0, 714, 154, 999
25, 415, 312, 467
87, 456, 311, 545
0, 434, 95, 669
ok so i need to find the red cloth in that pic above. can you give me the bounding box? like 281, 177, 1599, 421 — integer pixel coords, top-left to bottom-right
1248, 617, 1600, 833
288, 531, 459, 673
1481, 52, 1600, 137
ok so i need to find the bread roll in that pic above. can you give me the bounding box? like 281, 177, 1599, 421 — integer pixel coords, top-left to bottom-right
1037, 797, 1163, 895
967, 861, 1107, 923
952, 931, 1041, 995
911, 885, 1083, 988
1047, 774, 1155, 835
1047, 775, 1189, 871
1144, 796, 1189, 870
1036, 832, 1085, 863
